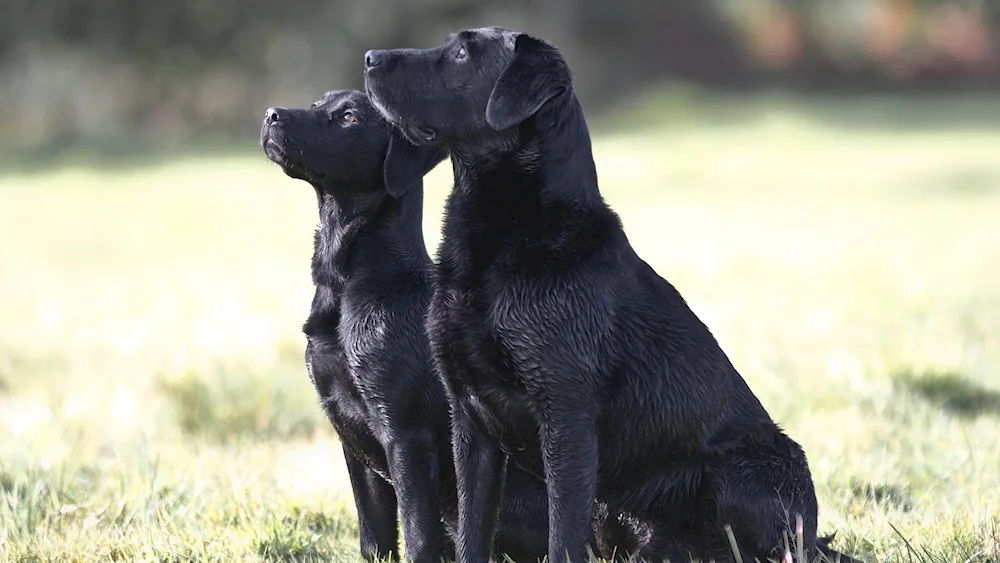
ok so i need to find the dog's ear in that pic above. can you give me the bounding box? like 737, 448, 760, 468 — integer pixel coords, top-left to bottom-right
486, 34, 571, 131
383, 130, 448, 198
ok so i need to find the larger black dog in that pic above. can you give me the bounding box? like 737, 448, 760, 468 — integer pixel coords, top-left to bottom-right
365, 28, 851, 563
259, 90, 557, 563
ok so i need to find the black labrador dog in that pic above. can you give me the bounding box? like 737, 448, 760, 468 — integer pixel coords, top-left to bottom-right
259, 90, 557, 563
365, 28, 855, 563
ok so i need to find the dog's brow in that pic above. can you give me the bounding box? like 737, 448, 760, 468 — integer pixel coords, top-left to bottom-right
311, 92, 335, 107
329, 91, 362, 111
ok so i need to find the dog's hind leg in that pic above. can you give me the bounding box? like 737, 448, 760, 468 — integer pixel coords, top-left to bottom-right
695, 431, 819, 563
632, 518, 699, 563
592, 503, 649, 562
344, 445, 401, 561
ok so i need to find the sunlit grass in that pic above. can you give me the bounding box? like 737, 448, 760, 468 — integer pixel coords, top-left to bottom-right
1, 96, 999, 561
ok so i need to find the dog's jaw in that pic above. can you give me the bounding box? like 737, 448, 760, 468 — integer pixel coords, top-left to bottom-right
261, 135, 319, 184
365, 85, 396, 126
261, 137, 286, 165
366, 83, 438, 146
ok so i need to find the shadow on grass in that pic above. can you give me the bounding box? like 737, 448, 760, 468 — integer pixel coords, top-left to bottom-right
894, 369, 1000, 419
156, 343, 323, 444
849, 479, 915, 512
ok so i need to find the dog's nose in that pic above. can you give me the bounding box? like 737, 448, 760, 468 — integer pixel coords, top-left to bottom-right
364, 50, 385, 70
265, 107, 289, 123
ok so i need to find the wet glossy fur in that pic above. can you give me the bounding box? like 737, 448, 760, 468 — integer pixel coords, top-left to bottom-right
365, 29, 857, 563
259, 90, 554, 563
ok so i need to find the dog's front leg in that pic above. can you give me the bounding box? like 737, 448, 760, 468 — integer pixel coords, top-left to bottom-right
388, 431, 446, 563
452, 401, 508, 563
540, 407, 598, 563
343, 444, 400, 561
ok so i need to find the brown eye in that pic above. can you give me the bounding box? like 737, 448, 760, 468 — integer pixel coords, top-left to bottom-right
341, 111, 358, 125
454, 46, 467, 61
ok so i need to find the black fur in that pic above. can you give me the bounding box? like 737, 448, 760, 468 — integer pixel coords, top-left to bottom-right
365, 29, 858, 563
260, 90, 557, 563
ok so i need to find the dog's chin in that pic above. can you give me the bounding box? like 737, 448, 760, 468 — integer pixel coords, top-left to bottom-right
364, 79, 394, 118
262, 139, 314, 183
262, 138, 285, 163
366, 85, 438, 144
398, 122, 438, 145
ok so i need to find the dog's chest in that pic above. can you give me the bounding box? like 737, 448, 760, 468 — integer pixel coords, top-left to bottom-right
431, 278, 525, 383
436, 298, 545, 470
339, 302, 392, 390
429, 278, 547, 466
305, 334, 389, 472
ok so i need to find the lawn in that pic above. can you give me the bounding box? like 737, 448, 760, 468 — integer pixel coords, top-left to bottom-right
1, 94, 999, 562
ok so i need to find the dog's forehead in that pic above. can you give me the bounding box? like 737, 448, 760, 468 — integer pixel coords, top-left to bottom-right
314, 89, 368, 110
460, 26, 517, 49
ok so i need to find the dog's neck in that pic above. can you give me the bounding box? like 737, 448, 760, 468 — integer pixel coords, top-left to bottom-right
310, 179, 429, 290
449, 93, 603, 208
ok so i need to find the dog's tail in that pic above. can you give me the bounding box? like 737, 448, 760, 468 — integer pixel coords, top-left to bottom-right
817, 533, 864, 563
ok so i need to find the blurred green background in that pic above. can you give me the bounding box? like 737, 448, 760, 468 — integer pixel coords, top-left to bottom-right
1, 0, 998, 159
1, 1, 999, 561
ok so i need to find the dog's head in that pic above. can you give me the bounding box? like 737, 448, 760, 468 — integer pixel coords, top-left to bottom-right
364, 27, 572, 147
260, 89, 446, 197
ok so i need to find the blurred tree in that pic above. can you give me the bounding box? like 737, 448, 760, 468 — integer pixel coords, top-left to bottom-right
0, 0, 995, 153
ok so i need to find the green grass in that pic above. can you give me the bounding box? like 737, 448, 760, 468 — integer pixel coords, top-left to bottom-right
1, 95, 999, 562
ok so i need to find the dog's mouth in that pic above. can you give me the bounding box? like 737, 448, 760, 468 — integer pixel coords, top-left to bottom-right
410, 125, 437, 143
392, 121, 438, 145
261, 136, 315, 182
366, 84, 438, 144
262, 137, 286, 163
262, 137, 297, 169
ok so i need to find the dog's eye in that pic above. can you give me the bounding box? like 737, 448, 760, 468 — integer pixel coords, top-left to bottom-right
340, 111, 358, 126
454, 46, 467, 61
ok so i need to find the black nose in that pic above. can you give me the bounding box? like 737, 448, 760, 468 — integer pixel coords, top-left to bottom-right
365, 50, 385, 70
265, 107, 289, 123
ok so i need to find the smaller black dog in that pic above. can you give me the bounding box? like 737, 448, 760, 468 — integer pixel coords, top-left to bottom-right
259, 90, 556, 563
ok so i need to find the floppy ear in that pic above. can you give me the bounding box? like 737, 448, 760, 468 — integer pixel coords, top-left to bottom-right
383, 131, 448, 198
486, 34, 572, 131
